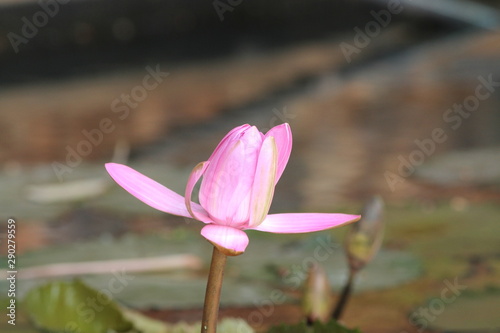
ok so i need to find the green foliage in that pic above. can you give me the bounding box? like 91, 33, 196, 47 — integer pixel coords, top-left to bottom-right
22, 280, 254, 333
411, 290, 500, 331
267, 319, 362, 333
124, 309, 254, 333
23, 280, 133, 333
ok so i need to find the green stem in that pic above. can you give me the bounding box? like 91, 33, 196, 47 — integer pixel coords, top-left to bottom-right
332, 269, 356, 320
201, 246, 227, 333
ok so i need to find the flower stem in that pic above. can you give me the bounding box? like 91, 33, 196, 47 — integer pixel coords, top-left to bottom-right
332, 268, 356, 320
201, 246, 227, 333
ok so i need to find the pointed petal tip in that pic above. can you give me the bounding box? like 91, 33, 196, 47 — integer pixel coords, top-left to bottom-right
104, 162, 209, 221
265, 123, 292, 182
253, 213, 361, 234
348, 214, 362, 224
248, 136, 277, 228
104, 162, 121, 173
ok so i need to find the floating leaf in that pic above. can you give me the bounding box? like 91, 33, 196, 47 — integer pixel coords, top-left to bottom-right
124, 310, 254, 333
412, 290, 500, 332
23, 280, 133, 333
123, 309, 169, 333
216, 318, 254, 333
22, 280, 254, 333
267, 319, 362, 333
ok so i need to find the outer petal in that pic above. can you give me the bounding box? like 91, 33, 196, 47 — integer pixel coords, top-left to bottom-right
248, 136, 277, 228
221, 127, 262, 224
201, 224, 249, 256
199, 140, 244, 223
185, 161, 213, 223
199, 125, 261, 220
265, 123, 292, 182
251, 213, 361, 233
206, 124, 251, 163
105, 163, 208, 220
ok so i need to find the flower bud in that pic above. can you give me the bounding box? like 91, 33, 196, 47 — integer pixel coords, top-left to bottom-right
345, 196, 385, 271
302, 263, 333, 323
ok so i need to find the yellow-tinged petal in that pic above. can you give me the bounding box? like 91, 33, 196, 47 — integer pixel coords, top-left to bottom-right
248, 136, 277, 228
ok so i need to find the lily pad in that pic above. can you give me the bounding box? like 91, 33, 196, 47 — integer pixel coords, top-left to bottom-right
338, 249, 422, 291
239, 232, 421, 292
0, 166, 70, 221
0, 233, 289, 308
267, 319, 362, 333
124, 309, 255, 333
2, 230, 420, 312
419, 290, 500, 332
0, 161, 192, 221
82, 273, 281, 309
414, 147, 500, 188
15, 232, 206, 268
21, 280, 255, 333
23, 280, 133, 333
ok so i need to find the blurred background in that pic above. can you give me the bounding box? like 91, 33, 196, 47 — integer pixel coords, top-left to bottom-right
0, 0, 499, 332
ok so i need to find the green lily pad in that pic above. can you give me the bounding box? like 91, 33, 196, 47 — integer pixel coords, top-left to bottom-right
0, 166, 70, 221
341, 249, 422, 291
239, 232, 421, 292
15, 232, 205, 268
23, 280, 133, 333
1, 233, 289, 309
82, 273, 281, 309
21, 280, 255, 333
414, 147, 500, 188
415, 290, 500, 332
3, 230, 419, 313
0, 161, 191, 221
267, 319, 362, 333
125, 309, 254, 333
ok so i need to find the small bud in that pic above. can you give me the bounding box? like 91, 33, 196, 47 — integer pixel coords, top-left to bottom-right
302, 263, 333, 323
345, 196, 385, 271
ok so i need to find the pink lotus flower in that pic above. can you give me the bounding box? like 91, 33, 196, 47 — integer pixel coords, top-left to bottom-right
105, 124, 360, 256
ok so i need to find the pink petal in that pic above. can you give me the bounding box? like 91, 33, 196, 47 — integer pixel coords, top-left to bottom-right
206, 124, 251, 162
200, 129, 262, 227
184, 161, 213, 223
199, 125, 252, 212
199, 139, 244, 223
248, 136, 277, 228
265, 123, 292, 182
251, 213, 361, 233
223, 127, 263, 224
201, 224, 249, 256
105, 163, 209, 221
199, 125, 261, 219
